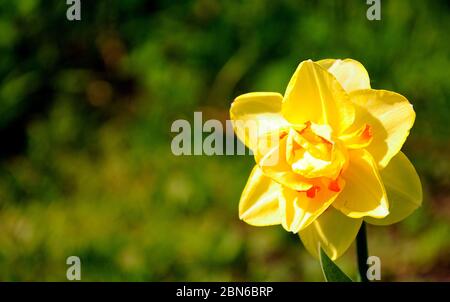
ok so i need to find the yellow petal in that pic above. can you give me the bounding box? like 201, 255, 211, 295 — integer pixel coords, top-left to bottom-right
317, 59, 371, 93
315, 59, 337, 70
257, 135, 314, 191
365, 152, 422, 225
333, 149, 389, 219
348, 89, 415, 168
279, 179, 343, 233
340, 123, 373, 149
282, 60, 355, 134
230, 92, 289, 150
239, 165, 282, 226
299, 207, 362, 260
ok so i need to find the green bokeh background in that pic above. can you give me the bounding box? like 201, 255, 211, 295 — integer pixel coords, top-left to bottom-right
0, 0, 449, 281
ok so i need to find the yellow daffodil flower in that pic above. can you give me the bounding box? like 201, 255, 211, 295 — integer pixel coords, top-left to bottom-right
230, 59, 422, 260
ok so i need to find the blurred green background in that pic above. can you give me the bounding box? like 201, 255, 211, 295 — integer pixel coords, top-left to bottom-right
0, 0, 449, 281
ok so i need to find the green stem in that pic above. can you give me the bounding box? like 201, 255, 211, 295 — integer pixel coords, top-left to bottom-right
356, 222, 369, 282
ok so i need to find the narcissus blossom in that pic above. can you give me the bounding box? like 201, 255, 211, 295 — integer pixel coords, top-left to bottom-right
230, 59, 422, 260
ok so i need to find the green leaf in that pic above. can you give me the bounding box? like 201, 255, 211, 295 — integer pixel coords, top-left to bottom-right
319, 245, 352, 282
